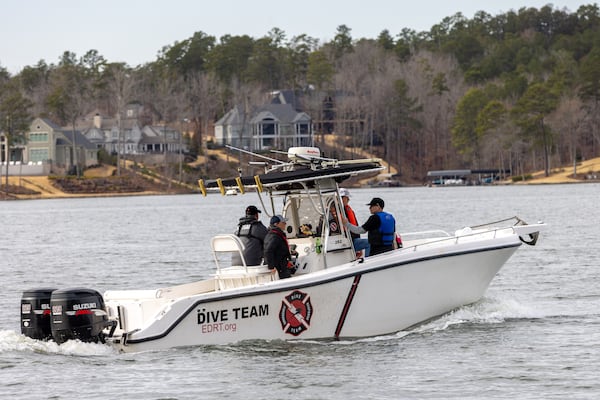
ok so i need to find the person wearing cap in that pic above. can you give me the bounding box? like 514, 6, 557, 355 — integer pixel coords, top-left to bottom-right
233, 205, 268, 266
343, 197, 396, 256
317, 202, 342, 236
264, 215, 297, 279
340, 188, 370, 257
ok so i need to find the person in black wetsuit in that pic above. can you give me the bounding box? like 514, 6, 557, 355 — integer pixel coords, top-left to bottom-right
232, 205, 268, 266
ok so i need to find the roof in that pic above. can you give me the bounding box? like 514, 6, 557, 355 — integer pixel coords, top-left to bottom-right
60, 130, 97, 150
270, 90, 303, 110
139, 134, 166, 144
216, 103, 310, 127
215, 106, 243, 126
142, 125, 178, 137
39, 118, 63, 131
427, 170, 471, 177
250, 104, 304, 124
83, 127, 106, 140
427, 169, 510, 177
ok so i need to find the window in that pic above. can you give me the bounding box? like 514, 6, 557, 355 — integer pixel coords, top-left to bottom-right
297, 123, 310, 135
260, 118, 276, 148
29, 148, 49, 162
261, 119, 276, 136
29, 133, 49, 142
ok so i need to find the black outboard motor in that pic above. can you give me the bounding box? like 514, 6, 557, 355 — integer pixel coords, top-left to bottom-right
50, 288, 112, 344
21, 288, 57, 340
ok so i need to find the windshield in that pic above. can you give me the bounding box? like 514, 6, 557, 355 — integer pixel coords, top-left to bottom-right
283, 192, 343, 238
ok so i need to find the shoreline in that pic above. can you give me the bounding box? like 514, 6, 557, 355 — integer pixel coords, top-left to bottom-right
2, 157, 599, 200
2, 174, 596, 201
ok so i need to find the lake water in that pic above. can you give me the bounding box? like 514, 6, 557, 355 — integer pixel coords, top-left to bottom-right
1, 184, 599, 399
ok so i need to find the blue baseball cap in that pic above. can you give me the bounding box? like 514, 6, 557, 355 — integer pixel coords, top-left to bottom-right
270, 215, 288, 225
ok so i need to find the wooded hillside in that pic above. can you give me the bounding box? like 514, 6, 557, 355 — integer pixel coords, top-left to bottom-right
1, 4, 600, 182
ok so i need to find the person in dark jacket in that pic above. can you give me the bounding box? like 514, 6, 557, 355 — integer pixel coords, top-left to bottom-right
343, 197, 396, 256
263, 215, 297, 279
232, 205, 268, 266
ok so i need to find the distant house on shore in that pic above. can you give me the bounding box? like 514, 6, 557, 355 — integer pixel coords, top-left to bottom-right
78, 104, 185, 156
24, 117, 98, 174
139, 125, 184, 153
6, 104, 187, 176
214, 96, 313, 150
80, 109, 143, 155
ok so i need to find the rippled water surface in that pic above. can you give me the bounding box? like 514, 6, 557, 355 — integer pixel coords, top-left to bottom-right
1, 184, 599, 399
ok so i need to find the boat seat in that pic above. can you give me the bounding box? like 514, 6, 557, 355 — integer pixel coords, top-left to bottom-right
210, 234, 247, 271
210, 234, 276, 290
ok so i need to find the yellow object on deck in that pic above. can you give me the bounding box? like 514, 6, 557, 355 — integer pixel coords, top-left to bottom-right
235, 177, 245, 194
216, 178, 225, 196
254, 175, 263, 193
198, 179, 207, 197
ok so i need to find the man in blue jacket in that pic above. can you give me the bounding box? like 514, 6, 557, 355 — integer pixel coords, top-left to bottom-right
343, 197, 396, 256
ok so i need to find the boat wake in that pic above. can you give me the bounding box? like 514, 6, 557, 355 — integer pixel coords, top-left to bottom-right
0, 329, 116, 356
409, 295, 544, 335
309, 295, 545, 346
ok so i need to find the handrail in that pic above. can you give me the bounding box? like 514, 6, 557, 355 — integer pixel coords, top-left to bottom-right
402, 225, 514, 253
401, 229, 452, 239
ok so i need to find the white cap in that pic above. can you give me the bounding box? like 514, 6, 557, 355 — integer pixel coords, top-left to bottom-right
339, 188, 350, 198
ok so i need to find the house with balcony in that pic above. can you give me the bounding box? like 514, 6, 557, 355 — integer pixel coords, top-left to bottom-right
139, 125, 185, 153
214, 103, 313, 151
81, 112, 143, 155
76, 103, 186, 156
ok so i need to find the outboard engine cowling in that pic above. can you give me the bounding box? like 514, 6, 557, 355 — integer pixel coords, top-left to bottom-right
21, 288, 57, 340
50, 288, 110, 344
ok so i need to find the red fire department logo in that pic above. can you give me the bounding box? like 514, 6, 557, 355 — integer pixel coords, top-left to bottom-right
329, 221, 338, 232
279, 290, 313, 336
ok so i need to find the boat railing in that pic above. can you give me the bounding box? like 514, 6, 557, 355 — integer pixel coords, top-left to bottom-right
401, 225, 514, 252
401, 229, 452, 240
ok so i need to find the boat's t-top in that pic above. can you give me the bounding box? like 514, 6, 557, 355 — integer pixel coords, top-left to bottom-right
199, 147, 384, 271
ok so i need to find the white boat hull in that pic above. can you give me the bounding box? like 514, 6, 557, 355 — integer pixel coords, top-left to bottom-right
105, 227, 526, 352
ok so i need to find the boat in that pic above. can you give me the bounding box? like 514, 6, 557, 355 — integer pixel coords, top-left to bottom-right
20, 147, 545, 352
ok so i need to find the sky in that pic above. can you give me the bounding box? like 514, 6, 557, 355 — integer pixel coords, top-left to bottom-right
0, 0, 590, 74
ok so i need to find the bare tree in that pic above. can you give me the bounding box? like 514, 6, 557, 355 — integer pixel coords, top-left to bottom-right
333, 42, 385, 159
1, 78, 32, 187
401, 51, 465, 172
182, 71, 222, 151
46, 61, 93, 176
548, 95, 585, 176
19, 61, 53, 118
103, 63, 135, 175
228, 77, 264, 151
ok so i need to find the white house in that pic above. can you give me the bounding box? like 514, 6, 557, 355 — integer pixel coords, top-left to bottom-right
215, 103, 313, 150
